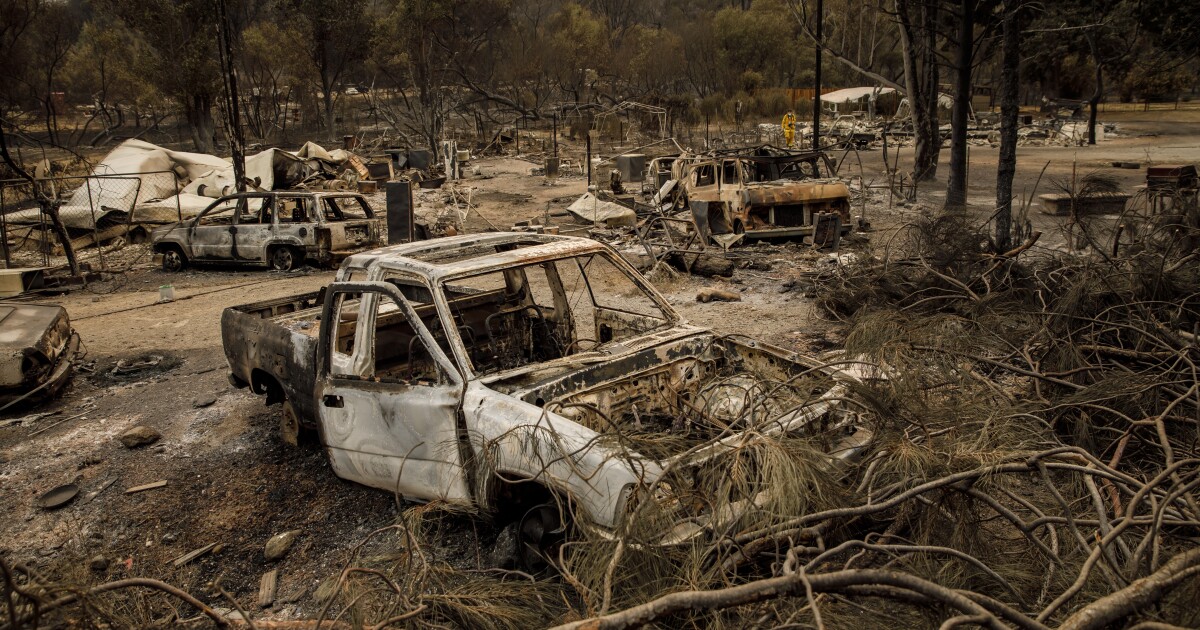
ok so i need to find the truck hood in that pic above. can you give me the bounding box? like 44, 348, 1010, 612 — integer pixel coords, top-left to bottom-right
472, 328, 868, 540
481, 326, 862, 466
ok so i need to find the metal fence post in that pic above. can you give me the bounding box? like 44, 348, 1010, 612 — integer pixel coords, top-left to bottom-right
84, 175, 105, 270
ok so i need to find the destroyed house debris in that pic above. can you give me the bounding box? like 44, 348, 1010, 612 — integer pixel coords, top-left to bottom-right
0, 303, 80, 409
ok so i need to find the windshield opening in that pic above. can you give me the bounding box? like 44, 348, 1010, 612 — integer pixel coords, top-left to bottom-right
439, 253, 672, 375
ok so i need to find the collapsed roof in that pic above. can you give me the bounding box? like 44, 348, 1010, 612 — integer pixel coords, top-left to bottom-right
7, 139, 360, 231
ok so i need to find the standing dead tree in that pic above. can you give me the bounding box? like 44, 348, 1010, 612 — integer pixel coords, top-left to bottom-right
993, 0, 1022, 251
944, 0, 974, 208
789, 0, 943, 182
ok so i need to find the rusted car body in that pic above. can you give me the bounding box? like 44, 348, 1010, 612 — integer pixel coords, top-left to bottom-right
151, 191, 382, 271
0, 304, 80, 407
669, 148, 851, 246
222, 233, 867, 552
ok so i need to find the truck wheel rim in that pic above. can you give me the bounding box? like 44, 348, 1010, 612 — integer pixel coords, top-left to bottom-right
273, 249, 293, 270
164, 251, 183, 271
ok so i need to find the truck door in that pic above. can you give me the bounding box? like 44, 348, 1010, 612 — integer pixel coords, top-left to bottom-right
315, 282, 472, 504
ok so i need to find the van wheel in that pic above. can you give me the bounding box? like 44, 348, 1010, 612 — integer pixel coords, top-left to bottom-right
279, 400, 300, 446
161, 247, 187, 272
270, 246, 298, 271
517, 503, 567, 575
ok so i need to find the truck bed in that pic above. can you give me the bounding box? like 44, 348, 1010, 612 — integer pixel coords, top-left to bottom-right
222, 290, 326, 423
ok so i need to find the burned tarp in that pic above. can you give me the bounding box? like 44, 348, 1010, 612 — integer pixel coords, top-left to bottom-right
566, 193, 637, 227
6, 139, 228, 230
180, 147, 333, 198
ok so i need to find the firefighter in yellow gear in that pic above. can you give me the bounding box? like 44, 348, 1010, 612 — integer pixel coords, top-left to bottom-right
782, 110, 797, 147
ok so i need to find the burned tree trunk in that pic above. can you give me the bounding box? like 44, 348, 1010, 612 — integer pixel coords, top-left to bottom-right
42, 201, 80, 276
322, 78, 337, 141
994, 0, 1021, 252
945, 0, 975, 208
0, 128, 80, 276
185, 92, 216, 154
896, 0, 941, 182
665, 252, 735, 278
1086, 33, 1102, 146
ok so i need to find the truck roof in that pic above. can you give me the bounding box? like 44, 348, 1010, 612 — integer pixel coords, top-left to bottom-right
339, 232, 608, 281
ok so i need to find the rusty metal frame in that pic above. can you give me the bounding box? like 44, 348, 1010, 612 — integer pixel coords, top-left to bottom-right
635, 215, 711, 273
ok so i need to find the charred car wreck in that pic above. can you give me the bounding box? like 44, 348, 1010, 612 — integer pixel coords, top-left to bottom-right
0, 304, 80, 409
151, 191, 383, 271
222, 234, 868, 565
654, 146, 851, 248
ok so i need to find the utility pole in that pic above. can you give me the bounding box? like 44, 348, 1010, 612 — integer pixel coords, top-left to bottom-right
812, 0, 823, 151
216, 0, 246, 192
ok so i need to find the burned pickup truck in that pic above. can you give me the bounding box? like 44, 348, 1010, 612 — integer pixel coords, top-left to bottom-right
151, 191, 382, 271
660, 146, 851, 247
222, 234, 867, 561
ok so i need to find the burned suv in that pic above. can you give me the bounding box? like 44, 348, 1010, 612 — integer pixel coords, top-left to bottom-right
662, 147, 851, 247
151, 191, 383, 271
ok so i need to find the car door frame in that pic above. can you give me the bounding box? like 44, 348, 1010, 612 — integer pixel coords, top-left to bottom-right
190, 196, 243, 261
230, 193, 274, 263
314, 281, 475, 505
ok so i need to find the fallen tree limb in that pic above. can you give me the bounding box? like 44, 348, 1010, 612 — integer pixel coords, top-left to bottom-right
548, 568, 1010, 630
1, 577, 229, 630
1057, 547, 1200, 630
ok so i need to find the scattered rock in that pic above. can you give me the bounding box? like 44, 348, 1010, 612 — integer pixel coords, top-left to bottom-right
489, 522, 519, 569
265, 530, 300, 561
119, 426, 161, 448
193, 394, 219, 408
89, 555, 109, 572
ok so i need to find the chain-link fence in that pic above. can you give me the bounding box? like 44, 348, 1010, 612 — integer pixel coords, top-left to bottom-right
0, 170, 183, 271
